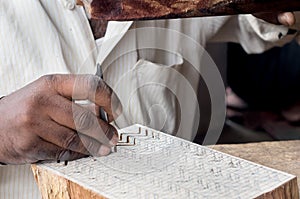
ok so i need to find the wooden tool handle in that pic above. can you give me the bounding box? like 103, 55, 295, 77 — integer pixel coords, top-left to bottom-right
86, 0, 300, 21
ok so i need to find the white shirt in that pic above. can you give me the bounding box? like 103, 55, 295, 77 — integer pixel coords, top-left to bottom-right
0, 0, 298, 198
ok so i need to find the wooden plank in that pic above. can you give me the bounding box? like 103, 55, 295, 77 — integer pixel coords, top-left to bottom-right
210, 140, 300, 196
32, 125, 299, 199
31, 164, 105, 199
82, 0, 300, 21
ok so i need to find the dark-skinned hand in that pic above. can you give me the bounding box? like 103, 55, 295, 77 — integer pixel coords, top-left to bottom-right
0, 74, 121, 164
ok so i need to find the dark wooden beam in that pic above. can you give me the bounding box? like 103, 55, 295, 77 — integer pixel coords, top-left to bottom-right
83, 0, 300, 21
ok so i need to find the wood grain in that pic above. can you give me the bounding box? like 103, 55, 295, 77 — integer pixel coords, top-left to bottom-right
84, 0, 300, 20
32, 163, 298, 199
32, 164, 106, 199
210, 140, 300, 198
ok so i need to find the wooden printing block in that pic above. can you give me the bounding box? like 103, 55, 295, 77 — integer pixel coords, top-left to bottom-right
32, 125, 299, 199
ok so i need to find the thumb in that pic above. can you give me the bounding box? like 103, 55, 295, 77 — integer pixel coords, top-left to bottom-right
278, 12, 296, 26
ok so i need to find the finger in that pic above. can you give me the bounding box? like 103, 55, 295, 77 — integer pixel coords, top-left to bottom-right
44, 138, 110, 160
36, 120, 90, 155
79, 103, 116, 124
78, 133, 112, 157
77, 102, 100, 116
36, 121, 111, 157
278, 12, 295, 26
56, 150, 87, 161
46, 95, 119, 147
76, 100, 122, 123
43, 74, 122, 120
29, 139, 87, 162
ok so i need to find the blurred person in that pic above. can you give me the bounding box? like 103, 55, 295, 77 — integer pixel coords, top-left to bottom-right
226, 40, 300, 141
0, 0, 299, 198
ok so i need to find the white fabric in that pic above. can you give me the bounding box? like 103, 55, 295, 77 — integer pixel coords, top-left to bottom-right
101, 17, 295, 141
0, 0, 97, 96
0, 165, 40, 199
0, 0, 97, 198
0, 0, 298, 198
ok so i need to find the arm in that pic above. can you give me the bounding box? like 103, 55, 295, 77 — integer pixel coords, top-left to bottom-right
209, 13, 298, 53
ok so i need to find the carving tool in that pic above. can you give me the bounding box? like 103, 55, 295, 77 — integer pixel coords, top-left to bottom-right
96, 63, 109, 122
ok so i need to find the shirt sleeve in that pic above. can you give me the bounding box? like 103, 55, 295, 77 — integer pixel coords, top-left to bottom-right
209, 14, 298, 54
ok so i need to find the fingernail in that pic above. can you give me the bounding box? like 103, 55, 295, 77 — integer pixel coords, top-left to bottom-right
98, 145, 111, 156
110, 133, 119, 146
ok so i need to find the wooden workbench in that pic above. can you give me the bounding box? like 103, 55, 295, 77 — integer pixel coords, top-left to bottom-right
210, 140, 300, 194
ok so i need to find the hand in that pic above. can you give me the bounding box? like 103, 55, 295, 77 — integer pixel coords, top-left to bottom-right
254, 12, 296, 26
0, 74, 121, 164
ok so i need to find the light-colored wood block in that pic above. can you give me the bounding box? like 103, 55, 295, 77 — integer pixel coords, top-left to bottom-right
32, 125, 299, 199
